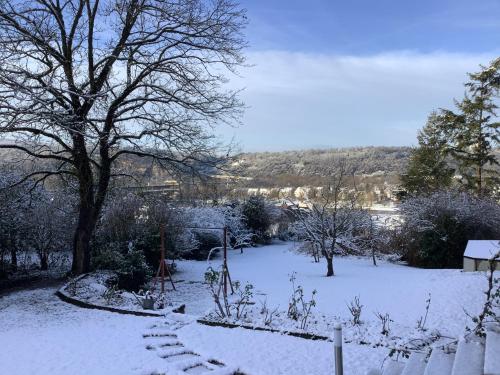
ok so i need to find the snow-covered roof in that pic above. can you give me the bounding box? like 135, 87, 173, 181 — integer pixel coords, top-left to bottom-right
464, 240, 500, 260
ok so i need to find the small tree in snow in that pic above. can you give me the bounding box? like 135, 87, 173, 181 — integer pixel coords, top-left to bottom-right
290, 159, 368, 276
222, 204, 254, 252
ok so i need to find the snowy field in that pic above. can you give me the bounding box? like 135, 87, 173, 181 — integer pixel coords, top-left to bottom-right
0, 242, 491, 375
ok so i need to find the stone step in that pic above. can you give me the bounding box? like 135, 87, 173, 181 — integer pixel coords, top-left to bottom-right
184, 363, 213, 374
424, 349, 455, 375
484, 330, 500, 375
401, 352, 427, 375
451, 339, 485, 375
382, 360, 405, 375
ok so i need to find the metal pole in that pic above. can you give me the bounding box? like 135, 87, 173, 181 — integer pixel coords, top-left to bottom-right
223, 226, 228, 297
160, 223, 165, 293
334, 324, 343, 375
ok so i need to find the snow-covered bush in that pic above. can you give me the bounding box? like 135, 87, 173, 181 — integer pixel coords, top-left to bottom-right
397, 191, 500, 268
347, 296, 363, 325
287, 272, 317, 330
221, 203, 254, 251
24, 189, 75, 270
0, 167, 75, 274
181, 205, 224, 260
0, 168, 34, 274
241, 196, 274, 243
114, 245, 152, 292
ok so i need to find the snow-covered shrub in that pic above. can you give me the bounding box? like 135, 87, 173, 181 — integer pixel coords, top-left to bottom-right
374, 311, 392, 336
260, 299, 279, 326
347, 296, 363, 325
182, 206, 224, 260
0, 168, 30, 274
92, 192, 145, 267
287, 272, 317, 330
25, 189, 75, 270
241, 196, 274, 243
115, 245, 152, 292
204, 266, 230, 318
0, 167, 75, 273
91, 244, 126, 271
93, 193, 189, 269
233, 281, 254, 319
397, 191, 500, 268
221, 203, 254, 251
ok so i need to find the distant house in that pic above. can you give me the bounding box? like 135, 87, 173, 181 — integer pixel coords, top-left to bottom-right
463, 240, 500, 272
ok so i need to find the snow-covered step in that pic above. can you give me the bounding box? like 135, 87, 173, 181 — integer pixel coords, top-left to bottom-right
485, 330, 500, 375
143, 329, 177, 338
401, 352, 427, 375
184, 363, 212, 374
424, 349, 455, 375
382, 360, 405, 375
451, 339, 485, 375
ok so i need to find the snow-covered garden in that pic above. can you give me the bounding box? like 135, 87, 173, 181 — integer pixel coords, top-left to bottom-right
0, 241, 493, 375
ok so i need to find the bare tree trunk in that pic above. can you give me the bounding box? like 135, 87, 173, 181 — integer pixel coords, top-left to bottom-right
71, 146, 111, 274
72, 206, 95, 274
372, 249, 377, 266
10, 247, 17, 272
326, 256, 334, 277
40, 252, 48, 270
477, 165, 482, 196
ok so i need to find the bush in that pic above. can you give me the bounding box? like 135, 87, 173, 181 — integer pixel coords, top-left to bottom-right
91, 244, 126, 271
92, 243, 151, 292
184, 231, 221, 260
115, 246, 151, 292
0, 259, 12, 279
241, 196, 273, 243
397, 191, 500, 268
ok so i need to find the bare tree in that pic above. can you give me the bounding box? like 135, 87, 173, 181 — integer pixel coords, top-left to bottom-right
290, 160, 365, 276
0, 0, 247, 274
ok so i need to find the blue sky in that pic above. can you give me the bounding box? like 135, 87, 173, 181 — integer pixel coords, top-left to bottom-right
221, 0, 500, 151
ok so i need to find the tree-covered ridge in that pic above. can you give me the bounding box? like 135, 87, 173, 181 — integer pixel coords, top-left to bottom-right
232, 146, 412, 178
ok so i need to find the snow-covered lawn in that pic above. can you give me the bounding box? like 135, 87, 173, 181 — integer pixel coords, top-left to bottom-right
180, 241, 487, 338
0, 242, 491, 375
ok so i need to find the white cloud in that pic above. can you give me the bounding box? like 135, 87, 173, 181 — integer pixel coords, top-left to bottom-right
221, 50, 498, 151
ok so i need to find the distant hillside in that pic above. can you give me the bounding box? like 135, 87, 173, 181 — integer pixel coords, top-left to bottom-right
232, 146, 411, 177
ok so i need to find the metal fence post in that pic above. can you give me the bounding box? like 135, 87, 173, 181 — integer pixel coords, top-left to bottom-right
334, 323, 343, 375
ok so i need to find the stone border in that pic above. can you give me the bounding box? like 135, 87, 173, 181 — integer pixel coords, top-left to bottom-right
55, 274, 167, 317
197, 318, 331, 341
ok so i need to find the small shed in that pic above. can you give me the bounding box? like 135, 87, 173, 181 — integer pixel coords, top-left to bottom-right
463, 240, 500, 272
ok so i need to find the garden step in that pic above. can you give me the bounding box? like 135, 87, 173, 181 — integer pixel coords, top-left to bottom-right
143, 330, 177, 338
382, 360, 405, 375
159, 349, 200, 361
484, 329, 500, 375
184, 364, 213, 374
451, 339, 485, 375
401, 352, 427, 375
423, 349, 455, 375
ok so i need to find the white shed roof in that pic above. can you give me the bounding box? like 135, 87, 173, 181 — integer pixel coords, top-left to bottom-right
464, 240, 500, 260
